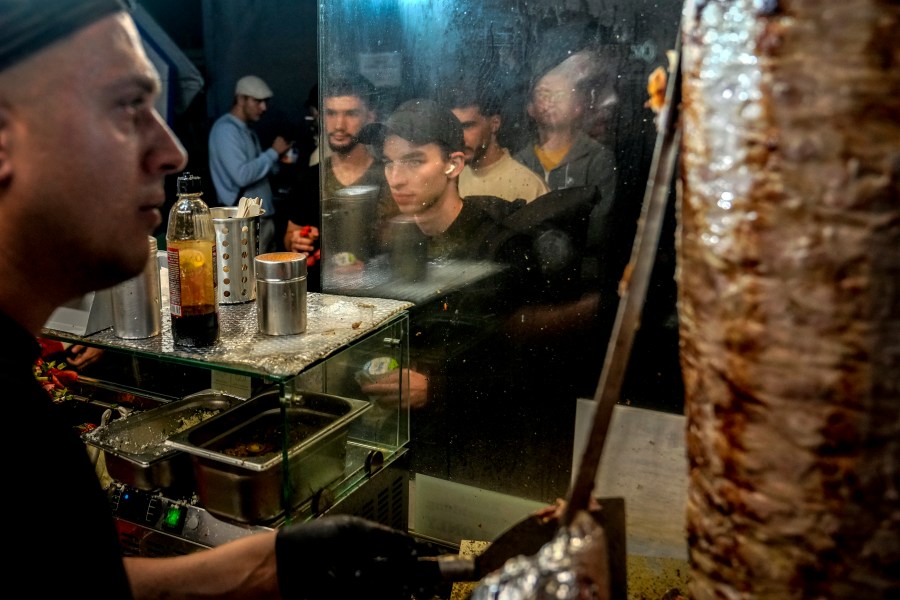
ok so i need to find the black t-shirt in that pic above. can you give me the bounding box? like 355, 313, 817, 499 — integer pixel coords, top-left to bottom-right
286, 156, 396, 234
408, 195, 541, 366
5, 312, 132, 598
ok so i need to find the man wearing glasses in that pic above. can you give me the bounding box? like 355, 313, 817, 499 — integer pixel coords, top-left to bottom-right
515, 56, 617, 204
208, 75, 292, 253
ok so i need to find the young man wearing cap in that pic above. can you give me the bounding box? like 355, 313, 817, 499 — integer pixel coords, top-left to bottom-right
357, 99, 547, 478
208, 74, 292, 253
0, 2, 437, 598
363, 98, 537, 264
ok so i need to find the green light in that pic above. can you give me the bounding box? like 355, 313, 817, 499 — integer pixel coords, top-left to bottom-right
164, 506, 183, 528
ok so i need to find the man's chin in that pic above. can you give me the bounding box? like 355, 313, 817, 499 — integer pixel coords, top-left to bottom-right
328, 140, 358, 155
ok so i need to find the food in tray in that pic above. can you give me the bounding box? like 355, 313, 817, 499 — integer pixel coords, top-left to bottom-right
215, 414, 326, 459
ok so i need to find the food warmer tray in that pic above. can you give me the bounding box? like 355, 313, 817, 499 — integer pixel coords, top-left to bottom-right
82, 389, 245, 491
166, 389, 370, 524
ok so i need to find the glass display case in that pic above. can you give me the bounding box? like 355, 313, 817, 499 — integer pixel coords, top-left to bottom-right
41, 292, 413, 554
146, 0, 689, 580
312, 0, 684, 548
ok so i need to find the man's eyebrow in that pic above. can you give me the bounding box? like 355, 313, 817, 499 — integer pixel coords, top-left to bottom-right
400, 149, 428, 160
385, 149, 428, 161
115, 73, 159, 95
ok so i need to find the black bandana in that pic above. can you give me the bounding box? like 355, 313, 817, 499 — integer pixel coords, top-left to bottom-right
0, 0, 130, 72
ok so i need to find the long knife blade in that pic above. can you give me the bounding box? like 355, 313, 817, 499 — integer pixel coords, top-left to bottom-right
562, 40, 683, 526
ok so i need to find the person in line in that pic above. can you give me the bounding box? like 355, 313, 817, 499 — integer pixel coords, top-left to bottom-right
0, 2, 437, 598
446, 86, 549, 203
514, 55, 618, 205
208, 73, 292, 253
356, 99, 548, 484
283, 73, 397, 289
359, 99, 622, 498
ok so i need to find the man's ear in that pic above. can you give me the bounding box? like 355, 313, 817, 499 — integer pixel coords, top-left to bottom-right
446, 151, 466, 177
489, 114, 501, 135
0, 107, 12, 183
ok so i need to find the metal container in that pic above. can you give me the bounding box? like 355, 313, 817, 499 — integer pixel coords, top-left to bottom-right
322, 185, 380, 263
255, 252, 308, 335
82, 390, 244, 491
211, 206, 262, 304
111, 236, 162, 339
166, 390, 370, 523
387, 215, 428, 282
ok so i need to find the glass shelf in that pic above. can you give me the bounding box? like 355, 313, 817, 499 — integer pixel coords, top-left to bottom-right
42, 292, 412, 382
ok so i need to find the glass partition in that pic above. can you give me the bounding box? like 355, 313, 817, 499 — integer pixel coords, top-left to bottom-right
319, 0, 684, 514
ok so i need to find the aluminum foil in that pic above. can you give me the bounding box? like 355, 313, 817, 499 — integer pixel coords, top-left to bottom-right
471, 512, 610, 600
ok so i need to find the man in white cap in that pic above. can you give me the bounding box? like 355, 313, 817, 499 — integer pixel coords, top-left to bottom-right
208, 74, 292, 253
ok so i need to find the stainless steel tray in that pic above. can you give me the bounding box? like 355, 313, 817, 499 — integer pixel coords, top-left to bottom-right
82, 389, 245, 491
166, 390, 370, 523
166, 391, 370, 523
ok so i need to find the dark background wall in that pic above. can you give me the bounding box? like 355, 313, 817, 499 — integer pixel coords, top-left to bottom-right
140, 0, 319, 216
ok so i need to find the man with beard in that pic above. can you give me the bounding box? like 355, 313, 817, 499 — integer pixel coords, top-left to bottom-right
447, 87, 549, 203
283, 74, 397, 290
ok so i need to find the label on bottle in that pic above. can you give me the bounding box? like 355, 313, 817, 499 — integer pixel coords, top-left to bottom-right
167, 249, 183, 316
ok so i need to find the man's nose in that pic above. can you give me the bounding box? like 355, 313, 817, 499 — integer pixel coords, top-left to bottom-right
385, 166, 405, 186
147, 111, 188, 174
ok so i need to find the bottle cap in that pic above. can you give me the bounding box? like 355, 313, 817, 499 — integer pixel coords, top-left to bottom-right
177, 171, 202, 194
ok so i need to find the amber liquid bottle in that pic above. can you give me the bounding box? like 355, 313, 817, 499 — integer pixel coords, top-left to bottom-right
167, 172, 219, 347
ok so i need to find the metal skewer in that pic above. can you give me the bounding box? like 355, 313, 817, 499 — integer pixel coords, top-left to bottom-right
562, 39, 683, 526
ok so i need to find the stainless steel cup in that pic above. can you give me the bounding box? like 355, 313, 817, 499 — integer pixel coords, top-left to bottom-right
211, 206, 263, 304
322, 185, 379, 262
111, 237, 162, 339
387, 215, 428, 283
255, 252, 308, 335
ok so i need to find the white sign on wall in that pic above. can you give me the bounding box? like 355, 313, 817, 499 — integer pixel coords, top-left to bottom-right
358, 52, 403, 88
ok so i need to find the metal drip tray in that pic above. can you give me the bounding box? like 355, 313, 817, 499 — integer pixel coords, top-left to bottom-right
166, 390, 370, 523
83, 390, 244, 491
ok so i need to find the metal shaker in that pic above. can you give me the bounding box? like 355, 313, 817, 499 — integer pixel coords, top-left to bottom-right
111, 236, 162, 339
322, 185, 380, 263
255, 252, 308, 335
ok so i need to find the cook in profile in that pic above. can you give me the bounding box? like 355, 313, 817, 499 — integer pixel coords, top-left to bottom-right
0, 1, 436, 598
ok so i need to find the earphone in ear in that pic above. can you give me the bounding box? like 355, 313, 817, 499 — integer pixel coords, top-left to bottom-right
444, 165, 455, 175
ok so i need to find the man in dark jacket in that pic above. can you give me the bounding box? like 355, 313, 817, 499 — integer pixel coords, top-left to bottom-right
515, 55, 618, 206
283, 73, 397, 290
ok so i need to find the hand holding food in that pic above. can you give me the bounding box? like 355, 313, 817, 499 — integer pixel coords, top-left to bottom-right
287, 224, 319, 261
360, 367, 430, 410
